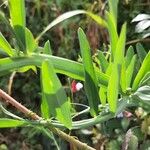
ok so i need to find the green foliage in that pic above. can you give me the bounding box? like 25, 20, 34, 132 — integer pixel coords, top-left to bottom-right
78, 28, 99, 116
41, 60, 72, 129
0, 118, 27, 128
0, 0, 150, 149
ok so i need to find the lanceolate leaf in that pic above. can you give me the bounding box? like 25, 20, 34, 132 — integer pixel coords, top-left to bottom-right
106, 12, 118, 60
126, 55, 137, 88
107, 63, 119, 112
0, 54, 109, 86
99, 87, 107, 105
25, 28, 37, 54
41, 60, 72, 129
125, 46, 134, 68
136, 43, 147, 64
132, 51, 150, 91
0, 32, 14, 56
78, 28, 99, 116
44, 40, 52, 55
108, 0, 119, 24
98, 51, 109, 73
36, 10, 85, 41
85, 12, 107, 27
0, 118, 27, 128
9, 0, 26, 49
114, 23, 126, 65
120, 61, 126, 93
36, 10, 107, 41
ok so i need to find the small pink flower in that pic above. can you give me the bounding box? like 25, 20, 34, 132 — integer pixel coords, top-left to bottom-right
123, 111, 133, 118
71, 80, 83, 93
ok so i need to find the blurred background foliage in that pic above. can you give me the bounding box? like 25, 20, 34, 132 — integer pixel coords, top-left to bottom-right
0, 0, 150, 149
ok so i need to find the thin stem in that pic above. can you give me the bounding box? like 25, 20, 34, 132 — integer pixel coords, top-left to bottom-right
0, 89, 95, 150
126, 38, 150, 45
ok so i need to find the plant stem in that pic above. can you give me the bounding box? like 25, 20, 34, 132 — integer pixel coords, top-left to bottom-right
0, 89, 95, 150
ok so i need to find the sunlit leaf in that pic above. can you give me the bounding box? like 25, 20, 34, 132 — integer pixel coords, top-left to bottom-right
0, 32, 14, 56
36, 10, 85, 41
106, 12, 118, 60
25, 28, 38, 54
132, 14, 150, 22
107, 63, 119, 112
132, 51, 150, 91
99, 87, 107, 105
9, 0, 26, 49
41, 60, 72, 129
44, 40, 52, 55
0, 118, 27, 128
78, 28, 100, 116
98, 51, 109, 73
114, 23, 126, 65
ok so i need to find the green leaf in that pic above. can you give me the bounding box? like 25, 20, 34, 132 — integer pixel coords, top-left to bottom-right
106, 12, 118, 60
132, 51, 150, 91
126, 55, 137, 88
0, 11, 25, 50
125, 46, 134, 68
9, 0, 26, 49
78, 28, 99, 116
44, 40, 52, 55
136, 43, 147, 64
25, 28, 38, 54
85, 12, 107, 27
99, 87, 107, 105
134, 86, 150, 101
0, 54, 109, 86
114, 23, 126, 65
0, 32, 14, 56
98, 51, 109, 73
107, 63, 119, 112
36, 10, 85, 41
41, 60, 72, 129
139, 72, 150, 86
120, 61, 126, 93
0, 118, 26, 128
108, 0, 119, 24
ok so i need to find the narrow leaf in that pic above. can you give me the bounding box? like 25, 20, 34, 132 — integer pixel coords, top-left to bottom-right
126, 55, 136, 88
9, 0, 26, 48
0, 118, 26, 128
41, 60, 72, 129
99, 87, 107, 105
106, 12, 118, 60
125, 46, 134, 68
36, 10, 85, 41
78, 28, 99, 116
107, 64, 119, 112
0, 32, 14, 56
132, 51, 150, 91
114, 23, 126, 65
108, 0, 119, 24
25, 28, 38, 54
120, 61, 126, 93
85, 12, 107, 27
44, 40, 52, 55
136, 43, 147, 64
98, 51, 109, 72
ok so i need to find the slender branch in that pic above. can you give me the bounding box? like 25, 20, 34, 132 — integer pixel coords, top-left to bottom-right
0, 89, 95, 150
126, 38, 150, 45
8, 71, 16, 95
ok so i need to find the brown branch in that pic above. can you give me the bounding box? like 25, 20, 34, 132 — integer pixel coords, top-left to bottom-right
8, 71, 16, 95
0, 89, 95, 150
126, 38, 150, 45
